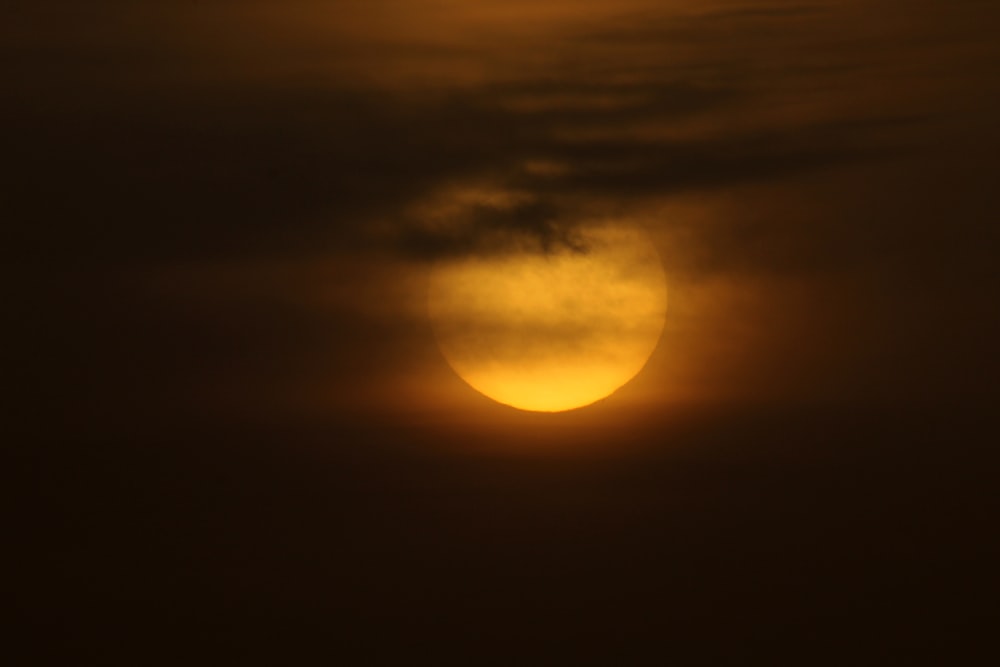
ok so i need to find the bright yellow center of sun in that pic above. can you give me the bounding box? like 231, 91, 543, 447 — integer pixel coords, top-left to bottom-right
428, 223, 667, 412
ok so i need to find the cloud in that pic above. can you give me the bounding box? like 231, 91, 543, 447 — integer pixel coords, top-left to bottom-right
6, 0, 936, 270
398, 197, 588, 260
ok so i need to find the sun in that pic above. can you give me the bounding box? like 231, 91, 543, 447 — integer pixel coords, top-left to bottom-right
428, 223, 667, 412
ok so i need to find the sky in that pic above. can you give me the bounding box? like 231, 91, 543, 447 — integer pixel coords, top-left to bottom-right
8, 1, 1000, 664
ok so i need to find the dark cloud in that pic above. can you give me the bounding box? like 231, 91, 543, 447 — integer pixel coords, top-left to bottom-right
398, 198, 588, 260
5, 1, 944, 268
579, 3, 830, 45
4, 87, 475, 263
482, 79, 742, 123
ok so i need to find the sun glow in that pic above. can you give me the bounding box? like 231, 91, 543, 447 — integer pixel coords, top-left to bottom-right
428, 223, 667, 412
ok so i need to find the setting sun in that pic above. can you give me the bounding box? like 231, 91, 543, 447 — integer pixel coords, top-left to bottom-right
428, 223, 667, 411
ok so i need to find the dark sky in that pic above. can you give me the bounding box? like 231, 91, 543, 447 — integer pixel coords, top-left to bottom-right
8, 1, 1000, 664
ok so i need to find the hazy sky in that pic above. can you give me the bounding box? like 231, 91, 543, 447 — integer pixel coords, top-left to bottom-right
9, 0, 1000, 430
8, 2, 999, 663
